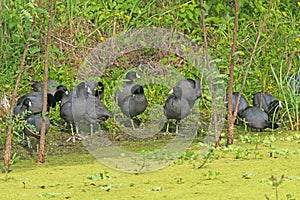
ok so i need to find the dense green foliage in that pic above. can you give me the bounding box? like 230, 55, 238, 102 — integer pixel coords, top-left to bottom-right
0, 0, 299, 132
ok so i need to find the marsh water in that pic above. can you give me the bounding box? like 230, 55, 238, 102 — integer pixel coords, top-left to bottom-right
1, 128, 300, 200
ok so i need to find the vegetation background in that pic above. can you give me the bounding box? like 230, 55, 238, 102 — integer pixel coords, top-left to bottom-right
0, 0, 299, 149
0, 1, 300, 199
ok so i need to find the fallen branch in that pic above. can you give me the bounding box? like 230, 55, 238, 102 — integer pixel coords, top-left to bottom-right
51, 35, 94, 50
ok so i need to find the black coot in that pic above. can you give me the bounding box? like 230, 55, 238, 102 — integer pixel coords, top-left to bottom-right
58, 82, 91, 142
164, 86, 191, 133
175, 74, 202, 108
85, 81, 104, 100
224, 92, 249, 117
253, 92, 282, 120
115, 71, 140, 107
24, 114, 50, 138
23, 113, 50, 148
17, 92, 56, 114
82, 95, 112, 134
54, 89, 69, 105
253, 92, 277, 112
14, 97, 32, 117
31, 79, 60, 96
240, 106, 279, 130
56, 85, 69, 96
120, 84, 148, 128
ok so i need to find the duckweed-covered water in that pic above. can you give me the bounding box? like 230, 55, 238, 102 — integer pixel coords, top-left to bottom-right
1, 130, 300, 200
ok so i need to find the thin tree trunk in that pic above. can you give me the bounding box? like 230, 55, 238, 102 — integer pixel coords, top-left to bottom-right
237, 0, 274, 103
3, 49, 28, 170
228, 0, 274, 145
200, 0, 220, 146
227, 0, 239, 145
3, 11, 38, 171
37, 0, 55, 163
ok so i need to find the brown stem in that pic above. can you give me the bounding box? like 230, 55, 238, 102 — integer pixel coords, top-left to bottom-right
4, 50, 28, 169
227, 0, 239, 146
37, 0, 55, 164
228, 0, 274, 145
51, 35, 94, 50
24, 126, 42, 138
3, 22, 38, 171
236, 0, 274, 108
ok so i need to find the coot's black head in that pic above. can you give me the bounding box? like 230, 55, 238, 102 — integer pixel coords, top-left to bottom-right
171, 86, 183, 99
23, 97, 32, 108
31, 81, 42, 92
76, 82, 92, 97
54, 90, 67, 104
47, 93, 56, 108
125, 71, 140, 81
94, 82, 104, 97
131, 84, 144, 95
56, 85, 68, 93
186, 78, 196, 88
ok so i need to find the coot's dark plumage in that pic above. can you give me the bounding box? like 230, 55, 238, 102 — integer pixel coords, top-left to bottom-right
21, 113, 51, 148
175, 74, 202, 108
31, 79, 59, 96
54, 89, 69, 105
253, 92, 282, 120
85, 81, 104, 100
85, 97, 112, 122
14, 97, 32, 117
240, 106, 279, 130
224, 92, 249, 117
24, 114, 50, 139
83, 95, 112, 134
120, 84, 147, 118
253, 92, 276, 112
56, 85, 69, 96
120, 84, 147, 128
59, 100, 76, 137
68, 82, 92, 98
59, 82, 91, 142
115, 71, 140, 107
164, 86, 191, 133
17, 92, 56, 114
